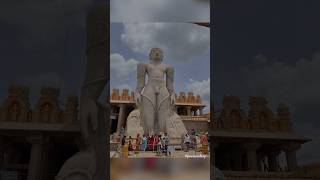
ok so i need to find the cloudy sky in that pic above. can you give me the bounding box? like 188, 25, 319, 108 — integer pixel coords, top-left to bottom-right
213, 0, 320, 165
110, 0, 210, 110
0, 0, 95, 105
111, 0, 209, 22
110, 23, 210, 111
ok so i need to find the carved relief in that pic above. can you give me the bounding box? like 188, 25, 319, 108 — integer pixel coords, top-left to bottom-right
121, 89, 130, 101
218, 96, 248, 129
187, 92, 195, 103
230, 110, 241, 128
33, 87, 62, 123
212, 96, 291, 132
1, 86, 30, 122
177, 92, 187, 103
111, 88, 120, 101
196, 95, 202, 104
277, 103, 292, 131
248, 97, 274, 131
110, 88, 135, 102
64, 95, 79, 126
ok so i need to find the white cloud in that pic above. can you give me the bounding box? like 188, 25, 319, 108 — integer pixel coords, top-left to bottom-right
110, 53, 139, 79
185, 78, 210, 111
111, 0, 209, 22
186, 78, 210, 99
121, 23, 210, 61
244, 53, 320, 111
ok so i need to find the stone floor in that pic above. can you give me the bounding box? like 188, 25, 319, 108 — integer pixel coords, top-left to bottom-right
110, 150, 210, 159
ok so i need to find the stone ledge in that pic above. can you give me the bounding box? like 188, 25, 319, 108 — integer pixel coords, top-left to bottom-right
0, 122, 80, 132
210, 130, 310, 142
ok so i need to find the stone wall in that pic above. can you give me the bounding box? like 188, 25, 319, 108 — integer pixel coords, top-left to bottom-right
212, 96, 293, 132
110, 88, 202, 104
0, 86, 78, 126
110, 88, 134, 102
176, 91, 202, 104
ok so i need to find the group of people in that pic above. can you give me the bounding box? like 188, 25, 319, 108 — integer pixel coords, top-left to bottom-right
183, 129, 208, 152
118, 127, 209, 156
121, 131, 171, 156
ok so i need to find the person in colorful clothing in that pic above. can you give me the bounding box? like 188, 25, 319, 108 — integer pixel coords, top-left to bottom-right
141, 134, 148, 152
135, 133, 141, 152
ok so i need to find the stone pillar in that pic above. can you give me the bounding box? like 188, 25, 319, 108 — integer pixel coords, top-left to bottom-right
284, 143, 300, 171
116, 104, 126, 133
187, 106, 191, 116
225, 154, 231, 170
211, 143, 219, 166
286, 151, 297, 171
268, 151, 279, 171
0, 137, 3, 168
174, 106, 178, 113
210, 142, 219, 179
257, 153, 264, 171
27, 136, 49, 180
199, 107, 204, 115
231, 149, 243, 171
245, 143, 260, 171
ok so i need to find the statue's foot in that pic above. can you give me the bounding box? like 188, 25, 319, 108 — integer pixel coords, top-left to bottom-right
55, 150, 96, 180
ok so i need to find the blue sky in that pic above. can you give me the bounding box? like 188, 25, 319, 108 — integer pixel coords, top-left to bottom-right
110, 23, 210, 111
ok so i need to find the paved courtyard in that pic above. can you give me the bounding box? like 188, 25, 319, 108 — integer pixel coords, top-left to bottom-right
111, 150, 210, 159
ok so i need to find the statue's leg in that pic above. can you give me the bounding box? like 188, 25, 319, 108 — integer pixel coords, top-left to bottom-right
158, 98, 170, 133
141, 95, 155, 134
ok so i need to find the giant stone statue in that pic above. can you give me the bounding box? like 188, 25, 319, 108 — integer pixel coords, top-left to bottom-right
126, 48, 187, 139
56, 3, 109, 180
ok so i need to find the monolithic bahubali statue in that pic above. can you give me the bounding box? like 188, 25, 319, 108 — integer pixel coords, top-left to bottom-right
56, 3, 108, 180
126, 48, 187, 139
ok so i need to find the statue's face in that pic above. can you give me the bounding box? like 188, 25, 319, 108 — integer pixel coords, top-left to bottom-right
149, 48, 163, 63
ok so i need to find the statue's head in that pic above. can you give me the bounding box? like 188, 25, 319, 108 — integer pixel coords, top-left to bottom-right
149, 48, 163, 63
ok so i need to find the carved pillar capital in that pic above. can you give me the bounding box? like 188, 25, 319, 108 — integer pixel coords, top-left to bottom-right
118, 103, 125, 108
245, 142, 261, 171
27, 135, 49, 145
282, 143, 300, 172
186, 106, 191, 116
244, 142, 261, 150
27, 135, 49, 180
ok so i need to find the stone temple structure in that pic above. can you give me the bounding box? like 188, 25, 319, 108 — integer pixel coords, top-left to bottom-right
0, 86, 81, 179
110, 88, 209, 135
210, 96, 314, 179
1, 86, 318, 179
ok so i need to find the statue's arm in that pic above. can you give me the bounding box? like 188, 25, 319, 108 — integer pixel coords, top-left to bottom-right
136, 63, 146, 93
81, 5, 109, 100
80, 4, 109, 142
166, 65, 174, 95
81, 62, 108, 100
